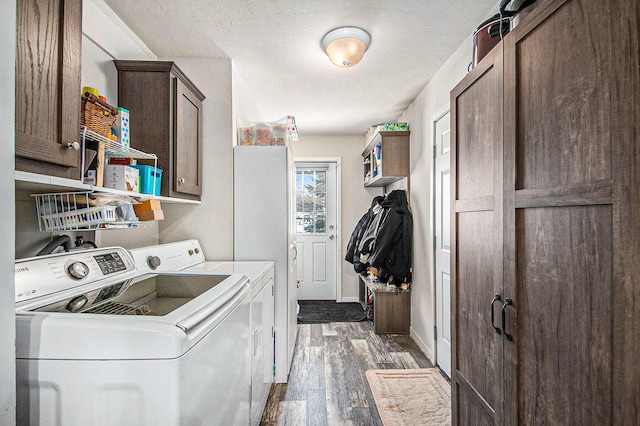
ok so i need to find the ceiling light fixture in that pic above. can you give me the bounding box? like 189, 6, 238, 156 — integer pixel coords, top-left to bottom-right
321, 27, 371, 68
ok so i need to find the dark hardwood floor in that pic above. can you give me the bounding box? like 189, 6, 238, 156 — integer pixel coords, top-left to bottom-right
260, 321, 436, 425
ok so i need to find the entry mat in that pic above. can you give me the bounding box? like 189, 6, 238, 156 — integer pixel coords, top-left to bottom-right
297, 301, 367, 324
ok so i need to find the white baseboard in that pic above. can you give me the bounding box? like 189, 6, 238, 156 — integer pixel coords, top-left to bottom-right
410, 327, 435, 364
341, 296, 359, 303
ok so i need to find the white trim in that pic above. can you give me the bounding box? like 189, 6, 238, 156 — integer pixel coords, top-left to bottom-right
340, 296, 359, 303
410, 326, 435, 364
294, 157, 342, 302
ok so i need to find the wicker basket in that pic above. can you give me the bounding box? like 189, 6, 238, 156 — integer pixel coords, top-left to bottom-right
81, 93, 119, 138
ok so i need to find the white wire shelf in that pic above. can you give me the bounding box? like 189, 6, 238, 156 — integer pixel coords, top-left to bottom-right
81, 126, 157, 160
33, 191, 155, 232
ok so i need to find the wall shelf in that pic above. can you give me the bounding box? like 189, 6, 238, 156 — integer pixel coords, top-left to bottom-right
15, 171, 201, 205
361, 131, 410, 187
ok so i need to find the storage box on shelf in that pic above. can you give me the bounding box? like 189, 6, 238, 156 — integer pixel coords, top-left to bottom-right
358, 273, 411, 334
82, 127, 162, 195
362, 130, 410, 187
236, 116, 298, 146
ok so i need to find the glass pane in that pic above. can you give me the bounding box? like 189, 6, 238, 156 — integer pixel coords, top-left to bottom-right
295, 169, 328, 235
316, 171, 326, 192
315, 214, 326, 233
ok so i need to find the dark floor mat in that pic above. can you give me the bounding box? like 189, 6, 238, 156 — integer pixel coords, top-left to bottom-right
297, 302, 367, 324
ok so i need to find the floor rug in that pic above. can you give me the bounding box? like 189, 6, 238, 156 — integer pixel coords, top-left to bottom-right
365, 368, 451, 426
297, 302, 367, 323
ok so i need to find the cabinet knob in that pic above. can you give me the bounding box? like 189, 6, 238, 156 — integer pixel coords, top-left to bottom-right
179, 177, 186, 184
67, 142, 80, 151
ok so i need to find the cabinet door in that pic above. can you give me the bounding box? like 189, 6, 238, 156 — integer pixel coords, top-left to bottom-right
451, 46, 504, 425
502, 0, 638, 423
16, 0, 82, 178
173, 77, 203, 197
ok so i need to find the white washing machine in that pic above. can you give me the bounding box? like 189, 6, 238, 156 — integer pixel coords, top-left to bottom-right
129, 240, 275, 426
15, 246, 251, 426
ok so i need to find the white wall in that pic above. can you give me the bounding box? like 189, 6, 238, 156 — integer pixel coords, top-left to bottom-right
398, 36, 473, 362
1, 0, 16, 421
291, 135, 383, 300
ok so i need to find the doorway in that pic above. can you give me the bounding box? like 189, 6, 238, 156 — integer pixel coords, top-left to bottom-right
294, 159, 340, 300
434, 110, 451, 377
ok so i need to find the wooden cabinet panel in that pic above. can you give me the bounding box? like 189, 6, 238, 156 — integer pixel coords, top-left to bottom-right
514, 0, 612, 190
515, 206, 614, 424
453, 61, 501, 201
115, 61, 204, 200
16, 0, 82, 179
455, 212, 502, 413
174, 78, 202, 196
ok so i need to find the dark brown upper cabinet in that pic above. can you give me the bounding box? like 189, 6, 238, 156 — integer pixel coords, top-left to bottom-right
114, 61, 205, 200
16, 0, 83, 179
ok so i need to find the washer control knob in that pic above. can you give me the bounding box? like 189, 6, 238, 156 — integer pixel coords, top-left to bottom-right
194, 248, 200, 254
66, 295, 88, 312
188, 249, 194, 256
67, 261, 89, 280
147, 256, 161, 270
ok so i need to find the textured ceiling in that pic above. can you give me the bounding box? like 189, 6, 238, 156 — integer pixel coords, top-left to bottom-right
102, 0, 497, 135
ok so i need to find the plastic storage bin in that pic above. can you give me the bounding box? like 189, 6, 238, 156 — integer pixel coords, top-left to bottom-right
131, 165, 162, 196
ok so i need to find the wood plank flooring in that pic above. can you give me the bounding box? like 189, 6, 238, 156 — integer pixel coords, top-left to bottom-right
260, 321, 436, 425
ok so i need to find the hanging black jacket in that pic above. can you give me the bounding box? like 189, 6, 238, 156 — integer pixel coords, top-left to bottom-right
345, 196, 384, 273
369, 190, 413, 282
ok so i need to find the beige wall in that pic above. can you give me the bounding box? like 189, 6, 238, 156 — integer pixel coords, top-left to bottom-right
398, 35, 473, 362
291, 135, 383, 300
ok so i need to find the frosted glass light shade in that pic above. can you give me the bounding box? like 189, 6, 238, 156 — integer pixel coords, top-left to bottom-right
322, 27, 371, 67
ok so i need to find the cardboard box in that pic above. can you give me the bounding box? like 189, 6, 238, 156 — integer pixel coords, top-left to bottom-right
104, 165, 139, 193
137, 209, 164, 221
134, 199, 162, 213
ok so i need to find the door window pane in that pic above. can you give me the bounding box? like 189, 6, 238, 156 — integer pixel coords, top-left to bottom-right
296, 170, 327, 234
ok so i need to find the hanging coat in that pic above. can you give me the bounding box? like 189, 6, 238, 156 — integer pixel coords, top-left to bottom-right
369, 190, 413, 282
345, 196, 384, 264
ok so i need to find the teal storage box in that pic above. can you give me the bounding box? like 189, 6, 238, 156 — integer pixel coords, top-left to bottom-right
131, 165, 162, 196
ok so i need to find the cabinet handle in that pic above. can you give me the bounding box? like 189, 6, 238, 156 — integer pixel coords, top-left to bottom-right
67, 142, 80, 151
501, 298, 513, 341
179, 177, 186, 184
490, 294, 502, 334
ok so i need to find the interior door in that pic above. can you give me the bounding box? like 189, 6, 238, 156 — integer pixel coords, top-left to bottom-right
295, 163, 337, 300
434, 110, 451, 377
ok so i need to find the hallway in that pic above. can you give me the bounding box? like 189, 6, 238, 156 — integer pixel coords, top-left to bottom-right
260, 321, 436, 425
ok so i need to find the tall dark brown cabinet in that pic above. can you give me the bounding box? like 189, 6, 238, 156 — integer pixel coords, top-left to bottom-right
114, 61, 205, 200
451, 0, 640, 424
16, 0, 82, 179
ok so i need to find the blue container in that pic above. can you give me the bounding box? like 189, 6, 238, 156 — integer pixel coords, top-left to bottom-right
131, 165, 162, 196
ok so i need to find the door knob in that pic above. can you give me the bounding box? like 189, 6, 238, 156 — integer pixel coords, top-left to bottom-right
329, 235, 335, 240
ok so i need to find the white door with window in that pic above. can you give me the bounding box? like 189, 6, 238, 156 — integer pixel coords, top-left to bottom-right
435, 110, 452, 377
295, 162, 338, 300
